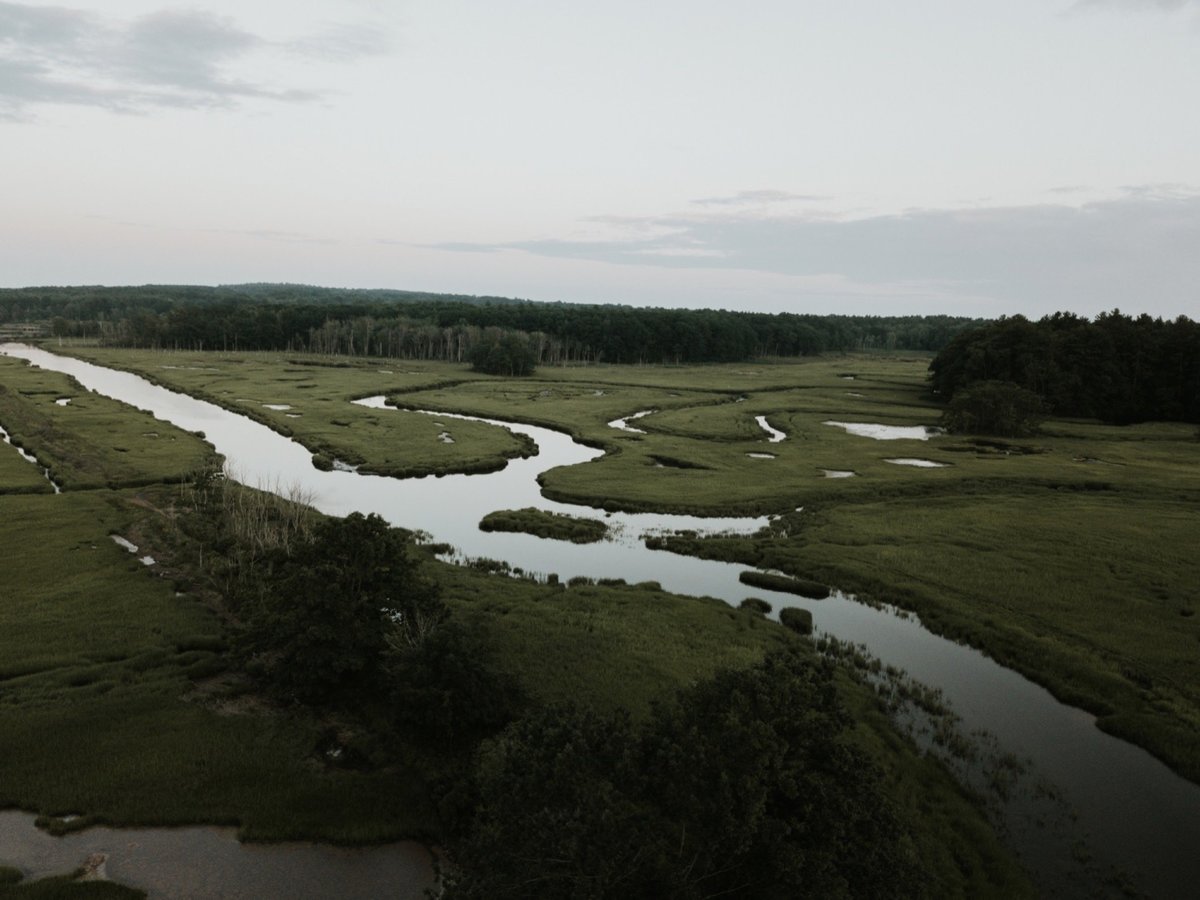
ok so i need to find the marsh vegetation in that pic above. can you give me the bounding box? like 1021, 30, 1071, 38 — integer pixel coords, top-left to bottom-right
4, 332, 1198, 896
49, 344, 1200, 786
478, 507, 608, 543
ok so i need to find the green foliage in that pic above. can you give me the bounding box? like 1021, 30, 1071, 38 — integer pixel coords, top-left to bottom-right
941, 379, 1046, 437
388, 623, 524, 749
0, 491, 437, 844
929, 311, 1200, 424
739, 596, 772, 614
242, 512, 445, 704
779, 607, 813, 635
444, 649, 925, 899
468, 333, 537, 376
1, 283, 983, 363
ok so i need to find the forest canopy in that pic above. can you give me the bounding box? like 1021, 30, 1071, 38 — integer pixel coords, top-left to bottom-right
2, 284, 981, 364
928, 311, 1200, 425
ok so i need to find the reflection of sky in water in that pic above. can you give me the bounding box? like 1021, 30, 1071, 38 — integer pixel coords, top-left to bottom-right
4, 343, 1200, 899
755, 415, 786, 442
824, 420, 941, 440
606, 408, 655, 433
885, 458, 948, 468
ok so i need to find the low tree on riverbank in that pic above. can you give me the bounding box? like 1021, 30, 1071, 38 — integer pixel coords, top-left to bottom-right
443, 648, 925, 898
242, 512, 445, 704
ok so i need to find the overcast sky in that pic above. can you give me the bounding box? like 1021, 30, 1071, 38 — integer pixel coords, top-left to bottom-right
3, 0, 1199, 319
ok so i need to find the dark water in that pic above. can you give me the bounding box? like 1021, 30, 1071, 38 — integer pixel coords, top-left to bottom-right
0, 811, 434, 899
3, 344, 1199, 898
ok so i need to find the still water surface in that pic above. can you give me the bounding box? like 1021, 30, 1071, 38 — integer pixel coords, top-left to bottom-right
3, 344, 1199, 898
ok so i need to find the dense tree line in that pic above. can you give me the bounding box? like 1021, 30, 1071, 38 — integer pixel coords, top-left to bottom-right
929, 311, 1200, 424
2, 284, 982, 364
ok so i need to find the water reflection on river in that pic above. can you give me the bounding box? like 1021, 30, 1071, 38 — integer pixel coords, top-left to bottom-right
3, 344, 1200, 899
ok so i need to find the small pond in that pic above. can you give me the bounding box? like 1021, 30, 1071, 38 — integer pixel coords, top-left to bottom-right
607, 409, 656, 433
754, 415, 786, 442
824, 421, 942, 440
885, 458, 948, 468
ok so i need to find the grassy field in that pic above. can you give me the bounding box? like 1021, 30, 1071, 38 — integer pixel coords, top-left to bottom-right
57, 348, 531, 478
0, 357, 212, 490
0, 430, 53, 495
51, 347, 1200, 782
0, 491, 436, 842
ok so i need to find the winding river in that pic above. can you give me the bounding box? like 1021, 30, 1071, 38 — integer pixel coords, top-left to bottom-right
3, 344, 1199, 898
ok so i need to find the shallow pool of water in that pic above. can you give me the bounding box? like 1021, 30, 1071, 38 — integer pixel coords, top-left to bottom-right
824, 421, 941, 440
607, 409, 656, 433
755, 415, 786, 442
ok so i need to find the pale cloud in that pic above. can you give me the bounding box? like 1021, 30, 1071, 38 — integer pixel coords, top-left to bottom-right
691, 189, 826, 207
0, 2, 389, 119
286, 23, 392, 62
1071, 0, 1200, 10
429, 191, 1200, 318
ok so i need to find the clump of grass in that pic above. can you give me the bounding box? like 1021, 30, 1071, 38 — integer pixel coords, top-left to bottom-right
479, 507, 608, 543
740, 597, 772, 615
779, 607, 813, 635
740, 570, 831, 600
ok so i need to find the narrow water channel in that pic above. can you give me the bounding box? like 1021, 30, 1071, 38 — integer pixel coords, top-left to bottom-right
3, 344, 1199, 899
0, 422, 62, 492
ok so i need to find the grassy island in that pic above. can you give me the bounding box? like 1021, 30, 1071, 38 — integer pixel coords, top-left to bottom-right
479, 507, 608, 543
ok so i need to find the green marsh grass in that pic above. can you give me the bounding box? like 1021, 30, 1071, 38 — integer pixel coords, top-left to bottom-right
0, 357, 213, 490
57, 348, 531, 479
0, 434, 52, 494
478, 507, 607, 543
0, 486, 1027, 894
33, 348, 1200, 780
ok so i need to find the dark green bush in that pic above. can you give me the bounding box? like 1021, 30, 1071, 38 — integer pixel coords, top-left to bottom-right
780, 607, 814, 635
740, 596, 772, 615
941, 380, 1046, 437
